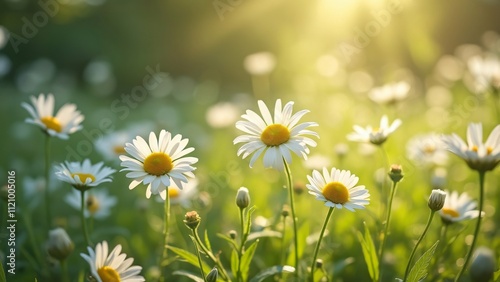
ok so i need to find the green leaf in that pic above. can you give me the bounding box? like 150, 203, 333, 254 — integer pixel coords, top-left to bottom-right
245, 206, 257, 234
204, 229, 213, 253
167, 245, 212, 275
495, 268, 500, 281
231, 248, 239, 279
286, 221, 309, 266
247, 230, 282, 242
407, 240, 439, 282
356, 223, 379, 281
240, 239, 260, 281
173, 270, 205, 282
216, 233, 239, 251
0, 260, 6, 282
249, 265, 295, 282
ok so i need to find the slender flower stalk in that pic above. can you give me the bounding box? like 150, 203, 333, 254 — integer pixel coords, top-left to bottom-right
191, 231, 207, 282
403, 210, 436, 281
284, 160, 300, 277
378, 179, 399, 281
236, 208, 245, 282
309, 207, 334, 282
80, 190, 92, 247
162, 189, 170, 265
44, 134, 52, 229
454, 171, 486, 282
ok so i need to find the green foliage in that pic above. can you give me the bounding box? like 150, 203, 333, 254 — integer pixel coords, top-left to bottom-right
249, 265, 295, 282
407, 241, 439, 282
167, 245, 212, 275
173, 270, 205, 282
357, 222, 379, 282
286, 222, 309, 266
240, 240, 260, 281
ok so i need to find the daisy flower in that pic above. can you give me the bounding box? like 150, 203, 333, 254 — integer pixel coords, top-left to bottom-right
467, 54, 500, 93
347, 115, 402, 145
21, 93, 84, 139
233, 99, 319, 170
81, 241, 145, 282
406, 133, 448, 167
442, 123, 500, 171
119, 130, 198, 200
368, 81, 410, 105
55, 159, 116, 191
306, 167, 370, 211
439, 190, 481, 225
155, 178, 198, 208
65, 189, 117, 219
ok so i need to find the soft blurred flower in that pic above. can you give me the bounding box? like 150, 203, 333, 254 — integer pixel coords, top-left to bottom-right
243, 52, 276, 76
81, 241, 145, 282
431, 167, 447, 189
470, 247, 496, 282
65, 189, 117, 219
119, 130, 198, 200
205, 101, 240, 128
347, 115, 401, 145
306, 167, 370, 212
55, 159, 116, 191
95, 131, 134, 161
303, 154, 331, 170
442, 123, 500, 172
467, 54, 500, 93
21, 93, 84, 139
46, 228, 74, 261
334, 143, 349, 159
155, 178, 198, 208
234, 99, 319, 170
428, 189, 446, 211
439, 190, 481, 225
23, 170, 60, 208
368, 81, 410, 105
406, 134, 449, 167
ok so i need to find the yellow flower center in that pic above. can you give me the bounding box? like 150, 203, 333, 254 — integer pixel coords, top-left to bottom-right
423, 145, 435, 154
71, 173, 96, 183
168, 187, 180, 198
260, 124, 290, 146
41, 116, 62, 133
486, 146, 493, 155
322, 181, 349, 204
97, 266, 121, 282
86, 195, 100, 214
441, 208, 459, 218
143, 152, 173, 176
113, 145, 126, 154
472, 145, 479, 152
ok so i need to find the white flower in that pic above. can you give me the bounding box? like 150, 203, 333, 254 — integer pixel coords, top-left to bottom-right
21, 93, 84, 139
442, 123, 500, 171
243, 52, 276, 75
368, 81, 410, 105
95, 123, 155, 161
347, 115, 402, 145
119, 130, 198, 200
406, 134, 448, 167
55, 159, 116, 191
155, 178, 198, 208
234, 99, 319, 170
205, 102, 240, 128
81, 241, 145, 282
439, 190, 481, 224
65, 189, 117, 219
467, 55, 500, 93
306, 167, 370, 212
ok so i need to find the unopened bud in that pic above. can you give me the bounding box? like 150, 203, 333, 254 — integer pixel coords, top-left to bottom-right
206, 267, 218, 282
428, 189, 446, 211
470, 247, 496, 282
388, 164, 404, 183
236, 187, 250, 209
281, 205, 290, 218
315, 258, 323, 268
46, 228, 74, 261
184, 211, 201, 230
229, 230, 237, 240
293, 181, 306, 195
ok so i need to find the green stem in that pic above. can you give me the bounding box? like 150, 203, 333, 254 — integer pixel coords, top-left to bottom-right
237, 208, 245, 282
193, 227, 231, 281
44, 135, 52, 229
162, 188, 171, 265
378, 180, 398, 281
80, 190, 92, 247
61, 259, 69, 282
280, 213, 287, 267
283, 160, 299, 277
454, 171, 485, 282
403, 211, 436, 281
191, 229, 207, 282
309, 207, 334, 282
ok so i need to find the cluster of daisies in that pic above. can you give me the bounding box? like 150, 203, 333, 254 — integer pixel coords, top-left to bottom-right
21, 92, 499, 281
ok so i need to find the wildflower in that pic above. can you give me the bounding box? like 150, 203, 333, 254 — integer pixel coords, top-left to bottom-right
81, 241, 145, 282
406, 134, 448, 167
442, 123, 500, 172
347, 115, 401, 145
467, 55, 500, 94
21, 93, 84, 139
184, 211, 201, 230
55, 159, 115, 192
119, 130, 198, 200
234, 99, 319, 170
46, 228, 74, 261
368, 81, 410, 105
428, 189, 446, 211
306, 167, 370, 212
64, 189, 117, 219
388, 164, 404, 183
235, 187, 250, 209
439, 190, 481, 225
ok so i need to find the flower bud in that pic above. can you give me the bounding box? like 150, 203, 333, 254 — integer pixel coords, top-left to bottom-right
470, 247, 496, 282
206, 267, 218, 282
235, 187, 250, 209
184, 211, 201, 230
428, 189, 446, 211
293, 181, 306, 195
46, 228, 74, 261
315, 258, 323, 269
388, 164, 404, 183
281, 205, 290, 218
229, 230, 237, 240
